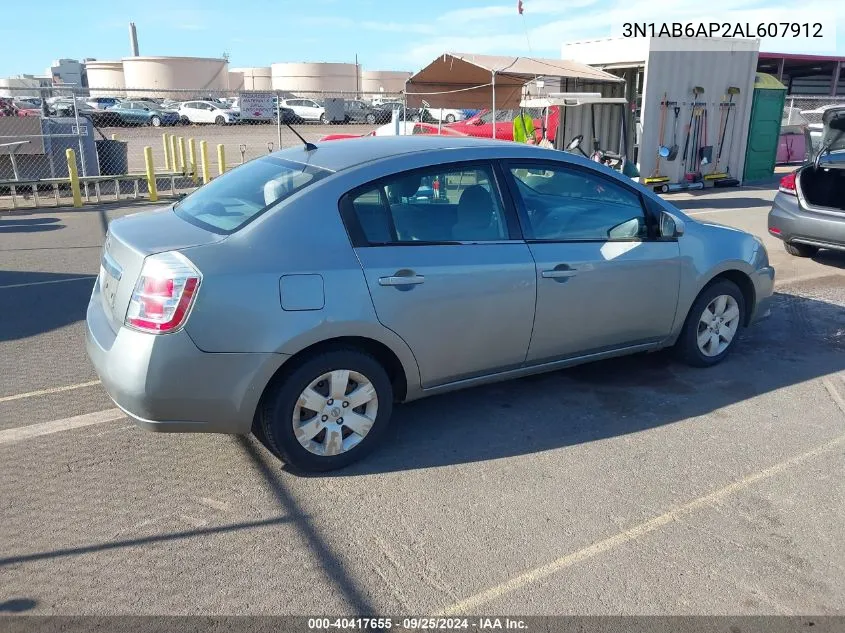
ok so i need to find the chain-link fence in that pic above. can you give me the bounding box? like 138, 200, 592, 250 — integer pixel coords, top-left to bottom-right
1, 82, 630, 210
0, 85, 411, 210
782, 95, 845, 127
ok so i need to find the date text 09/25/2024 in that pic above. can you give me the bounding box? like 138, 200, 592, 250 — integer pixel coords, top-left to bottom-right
307, 618, 528, 630
622, 22, 823, 39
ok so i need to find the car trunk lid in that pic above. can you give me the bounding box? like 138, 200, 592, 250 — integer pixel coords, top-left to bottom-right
97, 206, 225, 332
815, 106, 845, 169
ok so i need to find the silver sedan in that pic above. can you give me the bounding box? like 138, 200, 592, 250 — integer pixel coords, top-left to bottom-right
86, 136, 775, 472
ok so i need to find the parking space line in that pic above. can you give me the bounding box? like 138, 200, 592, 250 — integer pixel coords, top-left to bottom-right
0, 380, 102, 403
436, 431, 845, 616
823, 377, 845, 416
775, 272, 844, 288
686, 208, 768, 216
0, 408, 124, 446
0, 276, 96, 290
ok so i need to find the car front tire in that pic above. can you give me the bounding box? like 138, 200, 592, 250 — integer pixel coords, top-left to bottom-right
257, 349, 394, 473
675, 279, 746, 368
445, 114, 456, 123
215, 115, 226, 125
365, 113, 376, 124
149, 115, 162, 127
784, 242, 819, 257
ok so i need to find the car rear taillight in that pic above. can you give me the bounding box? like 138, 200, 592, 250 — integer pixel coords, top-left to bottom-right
779, 172, 797, 195
125, 251, 201, 334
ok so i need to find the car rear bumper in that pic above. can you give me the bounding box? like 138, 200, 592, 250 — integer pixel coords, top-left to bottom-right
769, 191, 845, 251
85, 290, 287, 434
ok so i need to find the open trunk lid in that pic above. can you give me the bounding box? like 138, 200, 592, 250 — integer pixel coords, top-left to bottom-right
815, 106, 845, 169
97, 206, 225, 333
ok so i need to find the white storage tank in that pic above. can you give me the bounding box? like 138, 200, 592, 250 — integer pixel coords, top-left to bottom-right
122, 56, 229, 98
0, 75, 42, 97
231, 67, 272, 91
85, 61, 126, 96
360, 70, 411, 95
229, 71, 245, 91
271, 62, 358, 93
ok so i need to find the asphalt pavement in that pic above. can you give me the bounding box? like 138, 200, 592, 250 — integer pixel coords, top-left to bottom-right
1, 184, 844, 617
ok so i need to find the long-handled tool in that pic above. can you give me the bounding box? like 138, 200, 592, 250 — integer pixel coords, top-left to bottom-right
681, 88, 701, 165
713, 86, 741, 187
699, 103, 713, 167
686, 105, 703, 181
666, 106, 680, 160
643, 93, 671, 185
705, 94, 730, 180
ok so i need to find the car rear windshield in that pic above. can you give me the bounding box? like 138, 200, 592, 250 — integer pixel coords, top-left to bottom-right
174, 155, 332, 234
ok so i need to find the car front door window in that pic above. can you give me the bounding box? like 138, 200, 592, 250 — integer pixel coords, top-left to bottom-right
509, 166, 648, 241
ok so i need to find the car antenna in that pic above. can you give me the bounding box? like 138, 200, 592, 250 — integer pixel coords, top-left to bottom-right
285, 122, 317, 151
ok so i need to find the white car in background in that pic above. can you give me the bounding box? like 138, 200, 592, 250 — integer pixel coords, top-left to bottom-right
178, 100, 240, 125
279, 98, 326, 123
426, 107, 466, 123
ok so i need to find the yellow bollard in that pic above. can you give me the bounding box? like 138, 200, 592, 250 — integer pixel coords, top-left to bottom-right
143, 146, 158, 203
66, 148, 82, 208
216, 144, 226, 176
188, 138, 198, 184
170, 135, 178, 172
162, 133, 171, 171
178, 137, 187, 174
200, 140, 210, 185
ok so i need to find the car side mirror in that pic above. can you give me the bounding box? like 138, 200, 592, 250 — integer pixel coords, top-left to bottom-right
660, 211, 685, 238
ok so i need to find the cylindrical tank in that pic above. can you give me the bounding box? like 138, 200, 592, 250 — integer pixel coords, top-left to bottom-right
271, 62, 358, 94
0, 76, 42, 97
85, 61, 126, 96
230, 67, 272, 91
229, 71, 245, 91
360, 70, 411, 96
122, 56, 228, 98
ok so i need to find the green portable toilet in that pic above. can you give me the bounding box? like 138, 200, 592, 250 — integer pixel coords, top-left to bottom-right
743, 72, 787, 182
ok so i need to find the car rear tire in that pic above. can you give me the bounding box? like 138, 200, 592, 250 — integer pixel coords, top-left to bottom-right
784, 242, 819, 257
365, 113, 376, 124
149, 115, 161, 127
675, 279, 745, 368
257, 349, 394, 472
445, 114, 456, 123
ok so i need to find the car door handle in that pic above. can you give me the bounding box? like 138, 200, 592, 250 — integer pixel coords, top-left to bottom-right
379, 275, 425, 286
541, 269, 577, 279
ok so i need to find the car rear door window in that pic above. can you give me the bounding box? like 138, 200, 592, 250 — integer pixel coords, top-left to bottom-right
508, 164, 648, 241
174, 155, 332, 234
343, 165, 511, 244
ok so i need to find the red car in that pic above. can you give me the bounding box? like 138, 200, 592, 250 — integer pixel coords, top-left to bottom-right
0, 98, 40, 117
320, 121, 468, 142
446, 107, 560, 142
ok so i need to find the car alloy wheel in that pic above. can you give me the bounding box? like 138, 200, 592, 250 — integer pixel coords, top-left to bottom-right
696, 294, 741, 357
292, 370, 378, 457
319, 113, 328, 124
365, 113, 376, 124
257, 348, 393, 472
150, 115, 161, 127
445, 114, 456, 123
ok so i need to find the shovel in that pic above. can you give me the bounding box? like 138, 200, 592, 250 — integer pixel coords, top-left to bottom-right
666, 106, 680, 160
698, 105, 713, 166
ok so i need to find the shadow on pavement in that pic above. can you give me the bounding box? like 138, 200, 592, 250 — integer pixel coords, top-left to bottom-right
811, 250, 845, 269
0, 271, 96, 342
324, 289, 845, 476
0, 598, 37, 613
237, 436, 378, 615
0, 217, 64, 233
0, 517, 293, 568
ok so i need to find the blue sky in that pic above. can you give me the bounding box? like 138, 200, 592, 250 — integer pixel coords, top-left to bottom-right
1, 0, 842, 77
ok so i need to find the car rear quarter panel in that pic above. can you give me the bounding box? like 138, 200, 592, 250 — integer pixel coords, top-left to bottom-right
180, 168, 426, 398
